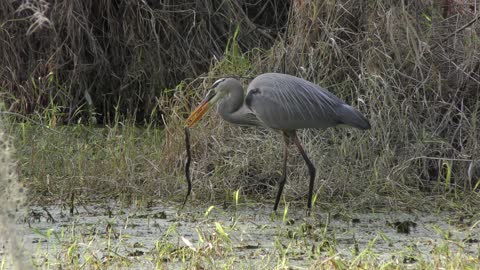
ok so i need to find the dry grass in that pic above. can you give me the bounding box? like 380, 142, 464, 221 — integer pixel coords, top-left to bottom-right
2, 1, 480, 268
159, 0, 480, 209
0, 107, 29, 269
0, 0, 286, 123
1, 0, 479, 210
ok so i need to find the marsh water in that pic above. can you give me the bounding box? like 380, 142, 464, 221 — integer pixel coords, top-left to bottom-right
9, 200, 480, 268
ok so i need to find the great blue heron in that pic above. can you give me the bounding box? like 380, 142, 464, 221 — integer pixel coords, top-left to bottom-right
185, 73, 371, 212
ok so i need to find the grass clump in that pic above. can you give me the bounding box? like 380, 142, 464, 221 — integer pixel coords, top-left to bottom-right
0, 109, 29, 269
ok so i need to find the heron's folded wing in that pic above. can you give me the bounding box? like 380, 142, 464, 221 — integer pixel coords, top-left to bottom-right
246, 73, 346, 130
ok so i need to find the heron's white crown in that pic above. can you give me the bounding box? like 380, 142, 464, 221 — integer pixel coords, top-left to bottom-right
211, 78, 226, 89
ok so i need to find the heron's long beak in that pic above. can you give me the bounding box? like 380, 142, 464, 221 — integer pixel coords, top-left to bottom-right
184, 89, 217, 128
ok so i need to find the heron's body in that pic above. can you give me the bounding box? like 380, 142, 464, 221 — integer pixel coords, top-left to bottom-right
216, 73, 370, 131
185, 73, 371, 213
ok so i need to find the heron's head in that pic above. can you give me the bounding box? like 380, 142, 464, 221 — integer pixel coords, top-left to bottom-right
184, 78, 237, 127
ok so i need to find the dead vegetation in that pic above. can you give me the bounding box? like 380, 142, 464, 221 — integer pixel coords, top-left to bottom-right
0, 109, 29, 269
0, 1, 479, 209
1, 1, 480, 268
0, 0, 287, 123
163, 0, 480, 208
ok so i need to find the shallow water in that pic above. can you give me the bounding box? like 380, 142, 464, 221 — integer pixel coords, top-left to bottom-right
5, 201, 480, 268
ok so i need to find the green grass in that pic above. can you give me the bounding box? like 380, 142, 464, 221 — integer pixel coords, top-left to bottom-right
10, 121, 177, 203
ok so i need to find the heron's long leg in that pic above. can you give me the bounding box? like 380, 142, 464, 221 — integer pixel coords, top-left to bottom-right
273, 132, 290, 212
293, 133, 316, 211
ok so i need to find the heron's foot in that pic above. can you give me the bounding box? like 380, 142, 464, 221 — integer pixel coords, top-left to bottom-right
270, 211, 279, 221
305, 208, 312, 217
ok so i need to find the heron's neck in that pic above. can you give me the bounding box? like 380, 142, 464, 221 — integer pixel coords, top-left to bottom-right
218, 83, 244, 116
218, 84, 256, 126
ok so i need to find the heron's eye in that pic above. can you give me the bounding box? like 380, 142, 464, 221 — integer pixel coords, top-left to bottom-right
204, 89, 217, 101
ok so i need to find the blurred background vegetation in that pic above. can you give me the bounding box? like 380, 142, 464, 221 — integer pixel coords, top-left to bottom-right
1, 0, 479, 208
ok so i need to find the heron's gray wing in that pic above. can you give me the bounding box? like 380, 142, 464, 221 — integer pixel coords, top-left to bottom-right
245, 73, 370, 130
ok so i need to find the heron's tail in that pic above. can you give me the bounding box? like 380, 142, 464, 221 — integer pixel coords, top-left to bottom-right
338, 104, 371, 130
